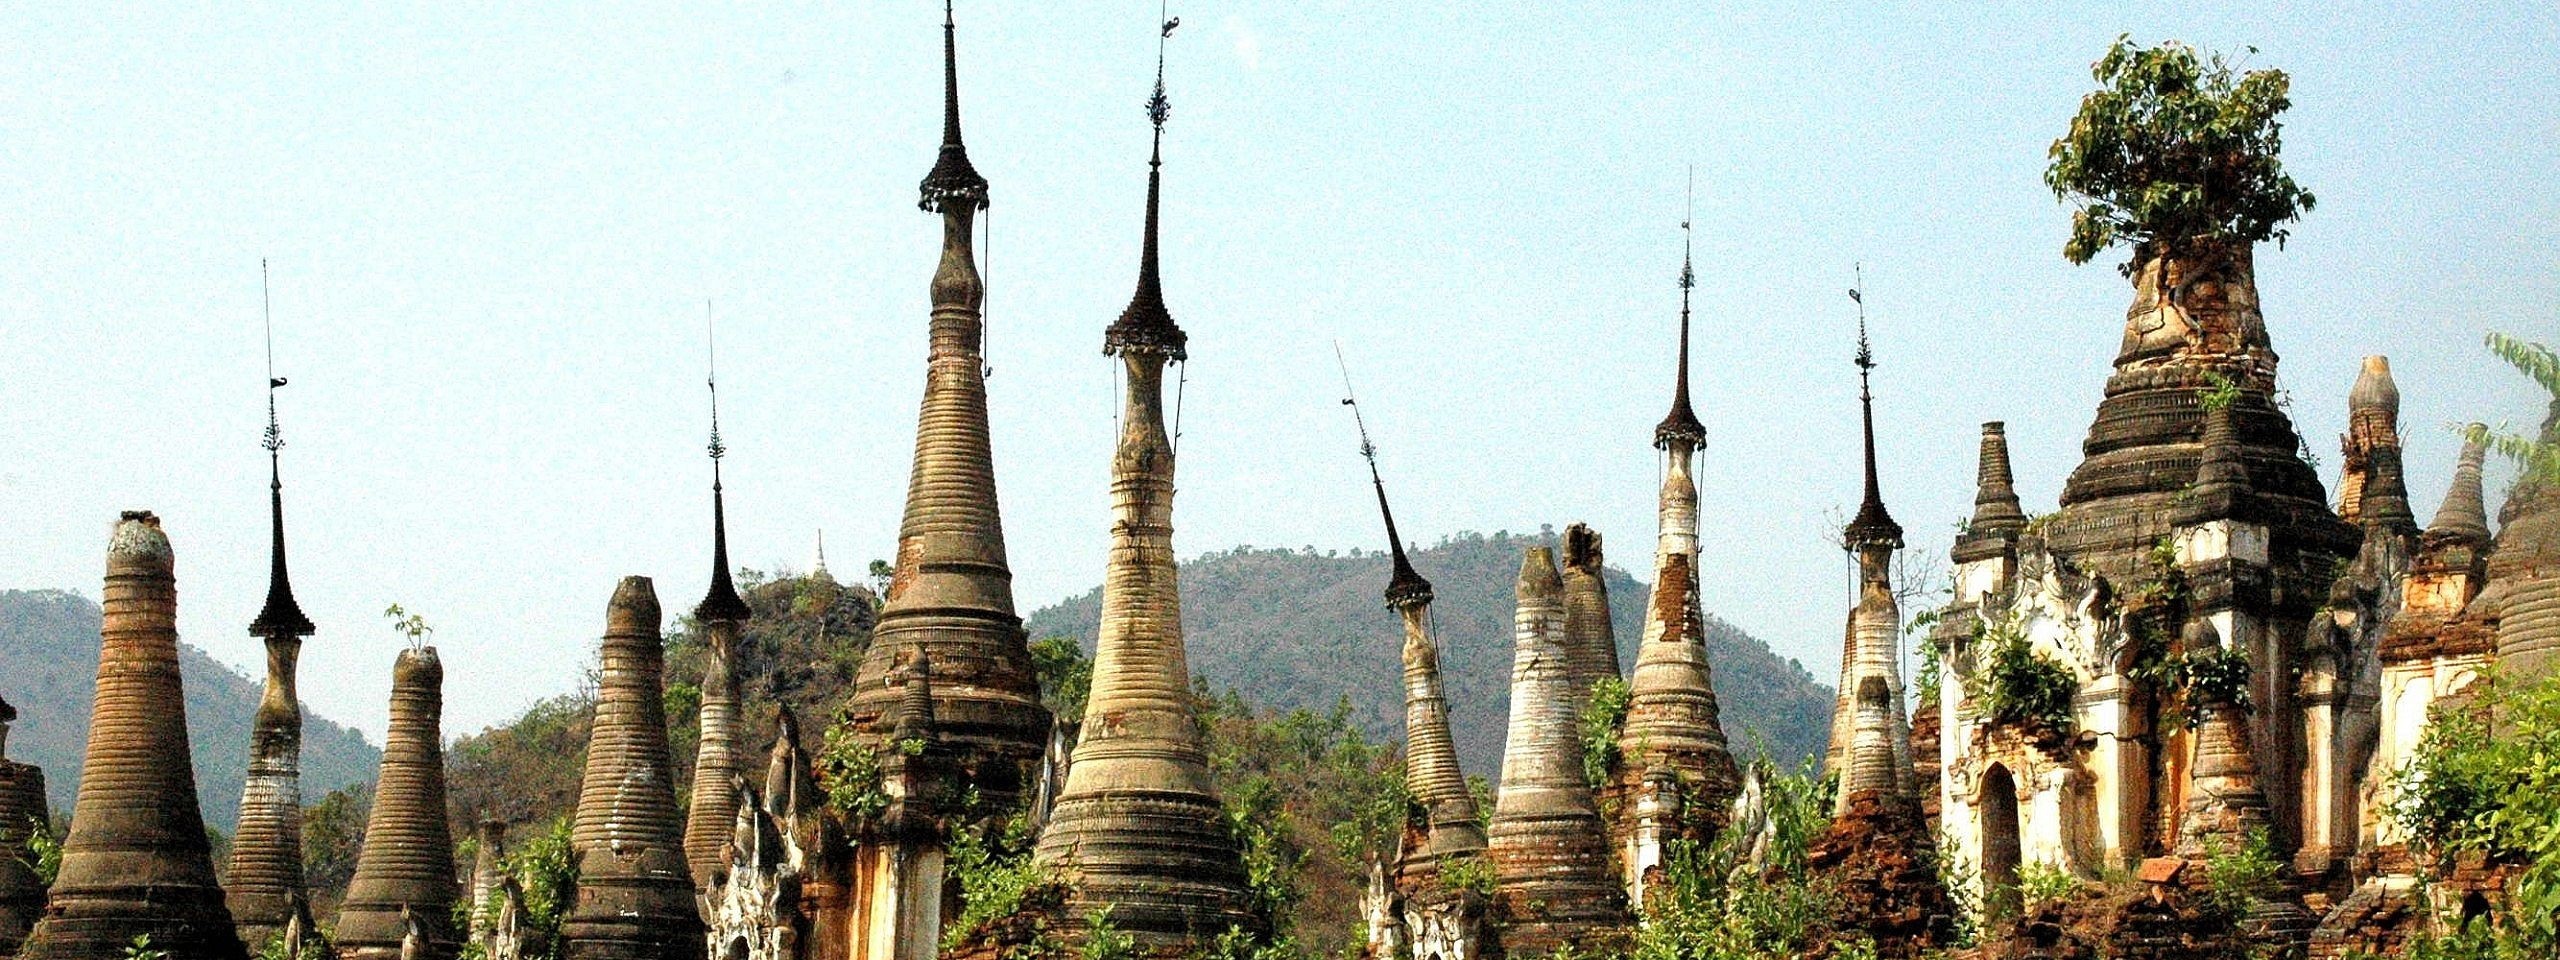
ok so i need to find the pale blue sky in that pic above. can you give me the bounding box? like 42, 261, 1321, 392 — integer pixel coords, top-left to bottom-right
3, 2, 2553, 742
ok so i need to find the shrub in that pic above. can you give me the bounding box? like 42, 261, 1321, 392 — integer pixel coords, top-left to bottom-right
1968, 621, 2077, 739
1582, 675, 1633, 789
2389, 670, 2560, 955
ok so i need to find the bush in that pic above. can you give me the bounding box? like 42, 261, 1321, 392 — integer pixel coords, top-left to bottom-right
1582, 675, 1633, 790
2046, 37, 2315, 271
2389, 670, 2560, 955
1967, 621, 2077, 739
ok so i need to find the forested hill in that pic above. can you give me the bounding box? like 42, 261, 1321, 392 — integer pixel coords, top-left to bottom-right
0, 588, 381, 829
1024, 529, 1834, 774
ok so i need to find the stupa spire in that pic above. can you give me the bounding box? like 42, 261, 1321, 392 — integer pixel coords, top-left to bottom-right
232, 261, 318, 949
1655, 174, 1706, 449
850, 0, 1048, 814
686, 312, 752, 887
19, 513, 247, 960
2424, 429, 2493, 549
332, 647, 459, 960
1560, 524, 1620, 696
1100, 11, 1187, 360
562, 578, 705, 958
1827, 273, 1913, 810
1842, 267, 1903, 550
918, 1, 988, 212
1487, 549, 1628, 952
1033, 14, 1258, 945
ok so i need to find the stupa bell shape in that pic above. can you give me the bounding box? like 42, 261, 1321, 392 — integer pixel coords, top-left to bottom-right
1486, 548, 1628, 954
1030, 93, 1257, 943
563, 577, 707, 960
847, 0, 1048, 813
334, 647, 460, 960
2489, 401, 2560, 677
684, 470, 752, 887
230, 450, 318, 948
19, 512, 247, 960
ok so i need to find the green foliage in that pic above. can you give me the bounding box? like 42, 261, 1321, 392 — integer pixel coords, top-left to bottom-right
813, 714, 891, 827
1581, 675, 1633, 789
1190, 923, 1298, 960
1030, 635, 1094, 723
1967, 620, 2078, 738
1628, 760, 1855, 960
501, 816, 579, 960
1221, 764, 1306, 939
1936, 838, 1983, 947
942, 804, 1072, 957
253, 931, 332, 960
2046, 36, 2315, 270
2015, 862, 2081, 911
301, 783, 372, 908
1200, 688, 1404, 959
2177, 645, 2253, 718
2199, 370, 2243, 413
2389, 670, 2560, 955
2196, 830, 2284, 920
21, 814, 61, 886
381, 603, 434, 649
121, 935, 169, 960
2465, 332, 2560, 488
1438, 854, 1497, 897
1915, 637, 1945, 705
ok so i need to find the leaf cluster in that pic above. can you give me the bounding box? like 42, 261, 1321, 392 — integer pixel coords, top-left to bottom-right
1581, 675, 1634, 790
1966, 621, 2078, 738
2045, 37, 2315, 271
2389, 670, 2560, 954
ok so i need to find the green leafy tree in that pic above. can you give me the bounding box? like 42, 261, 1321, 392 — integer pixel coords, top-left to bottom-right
2389, 670, 2560, 957
2047, 37, 2315, 272
2463, 332, 2559, 488
301, 783, 373, 917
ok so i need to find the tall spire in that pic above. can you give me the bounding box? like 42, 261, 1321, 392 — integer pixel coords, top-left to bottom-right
849, 0, 1047, 816
697, 306, 750, 624
686, 306, 752, 889
562, 578, 704, 957
252, 261, 314, 639
918, 1, 988, 212
1842, 267, 1902, 549
1336, 345, 1430, 607
1034, 13, 1257, 945
1101, 11, 1188, 360
233, 260, 317, 950
332, 647, 459, 960
1656, 172, 1706, 449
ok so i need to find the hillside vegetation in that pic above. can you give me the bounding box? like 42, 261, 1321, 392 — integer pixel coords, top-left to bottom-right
0, 588, 381, 830
1025, 530, 1834, 772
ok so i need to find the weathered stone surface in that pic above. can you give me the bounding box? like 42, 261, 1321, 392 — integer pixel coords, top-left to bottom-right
1559, 524, 1619, 700
1803, 792, 1955, 958
2489, 402, 2560, 678
231, 443, 320, 949
1487, 548, 1627, 956
563, 577, 707, 960
1032, 153, 1254, 945
685, 614, 747, 889
845, 25, 1047, 815
334, 647, 460, 960
18, 513, 246, 960
1, 696, 49, 955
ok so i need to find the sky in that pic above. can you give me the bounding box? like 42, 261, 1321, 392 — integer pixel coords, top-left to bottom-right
3, 2, 2554, 744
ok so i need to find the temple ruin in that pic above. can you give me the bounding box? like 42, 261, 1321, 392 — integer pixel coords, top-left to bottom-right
228, 374, 321, 951
18, 513, 247, 960
1486, 548, 1629, 955
562, 577, 706, 960
0, 696, 47, 956
332, 646, 460, 960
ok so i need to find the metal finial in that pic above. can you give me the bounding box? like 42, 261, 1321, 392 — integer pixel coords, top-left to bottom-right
1149, 3, 1177, 132
1335, 342, 1432, 607
705, 300, 727, 464
1842, 262, 1901, 549
1679, 167, 1696, 293
1851, 262, 1874, 380
262, 258, 286, 456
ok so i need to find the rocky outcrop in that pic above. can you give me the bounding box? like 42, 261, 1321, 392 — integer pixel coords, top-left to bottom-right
17, 513, 246, 960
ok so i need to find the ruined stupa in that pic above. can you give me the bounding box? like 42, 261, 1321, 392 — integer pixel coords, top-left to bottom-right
1487, 548, 1628, 954
18, 512, 247, 960
229, 359, 321, 949
0, 695, 49, 956
1030, 28, 1260, 946
333, 646, 461, 960
562, 577, 707, 960
1603, 225, 1738, 902
844, 0, 1049, 818
684, 366, 755, 890
1559, 524, 1619, 699
1343, 401, 1489, 960
2487, 401, 2560, 678
1825, 310, 1915, 810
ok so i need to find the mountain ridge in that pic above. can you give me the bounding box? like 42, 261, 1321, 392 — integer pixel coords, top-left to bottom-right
0, 588, 382, 831
1023, 529, 1834, 775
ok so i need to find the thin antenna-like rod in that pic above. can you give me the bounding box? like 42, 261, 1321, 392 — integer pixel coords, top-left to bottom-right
262, 259, 284, 458
1333, 342, 1381, 476
706, 300, 727, 476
